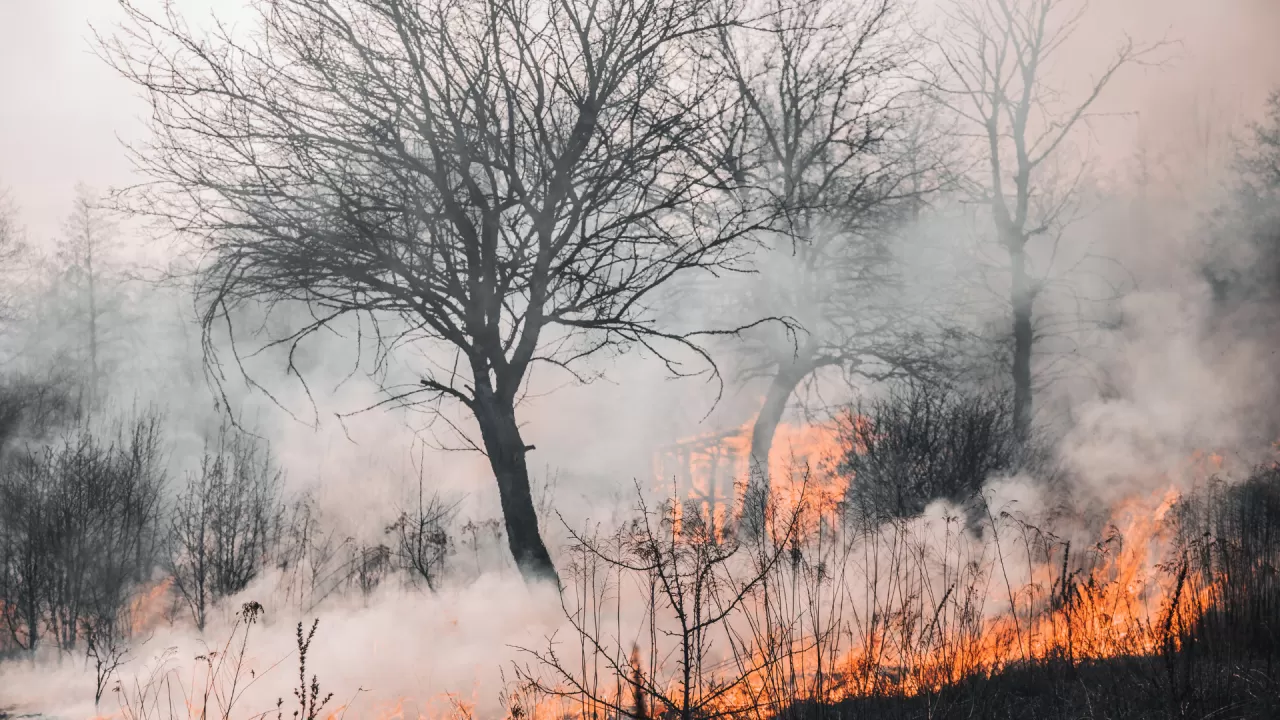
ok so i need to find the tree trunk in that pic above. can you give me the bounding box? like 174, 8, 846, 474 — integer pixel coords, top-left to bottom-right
472, 389, 560, 586
1010, 244, 1034, 444
745, 365, 807, 519
87, 240, 98, 413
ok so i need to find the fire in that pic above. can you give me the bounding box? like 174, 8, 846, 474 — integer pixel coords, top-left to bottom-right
129, 577, 174, 637
85, 433, 1248, 720
653, 416, 850, 538
638, 420, 1237, 713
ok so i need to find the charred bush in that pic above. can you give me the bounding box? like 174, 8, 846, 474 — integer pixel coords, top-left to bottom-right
0, 414, 164, 656
838, 383, 1020, 522
386, 481, 457, 592
168, 424, 283, 630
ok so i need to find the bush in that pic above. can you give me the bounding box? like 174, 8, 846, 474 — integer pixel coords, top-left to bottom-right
168, 424, 283, 630
0, 414, 164, 656
838, 382, 1019, 521
386, 477, 456, 592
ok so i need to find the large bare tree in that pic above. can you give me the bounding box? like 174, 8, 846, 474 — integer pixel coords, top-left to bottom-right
713, 0, 940, 480
929, 0, 1158, 442
105, 0, 760, 584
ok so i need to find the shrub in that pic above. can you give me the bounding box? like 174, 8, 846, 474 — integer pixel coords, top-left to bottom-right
838, 382, 1019, 521
168, 425, 283, 630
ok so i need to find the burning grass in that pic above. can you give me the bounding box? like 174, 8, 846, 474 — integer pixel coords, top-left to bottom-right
7, 407, 1280, 720
513, 411, 1280, 720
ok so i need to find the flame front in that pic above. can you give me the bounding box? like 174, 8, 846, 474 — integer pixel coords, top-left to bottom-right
94, 424, 1242, 720
631, 418, 1232, 716
653, 417, 850, 540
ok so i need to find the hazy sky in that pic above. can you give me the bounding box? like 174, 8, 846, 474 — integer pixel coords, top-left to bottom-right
1, 0, 1278, 242
1, 0, 141, 243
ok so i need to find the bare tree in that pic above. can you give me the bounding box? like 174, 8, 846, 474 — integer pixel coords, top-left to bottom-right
712, 0, 944, 486
106, 0, 767, 586
928, 0, 1159, 442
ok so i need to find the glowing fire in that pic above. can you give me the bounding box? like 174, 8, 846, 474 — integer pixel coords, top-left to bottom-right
638, 416, 1235, 714
653, 416, 850, 538
129, 577, 174, 637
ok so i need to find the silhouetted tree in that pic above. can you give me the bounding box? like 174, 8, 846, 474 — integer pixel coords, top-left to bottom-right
107, 0, 767, 585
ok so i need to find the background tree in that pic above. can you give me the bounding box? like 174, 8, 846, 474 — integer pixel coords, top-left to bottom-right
58, 185, 113, 408
108, 0, 766, 585
929, 0, 1157, 442
1202, 91, 1280, 439
1204, 92, 1280, 312
22, 184, 133, 412
713, 0, 944, 485
0, 188, 29, 328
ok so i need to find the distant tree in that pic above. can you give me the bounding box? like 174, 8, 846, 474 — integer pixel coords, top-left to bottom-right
107, 0, 766, 584
928, 0, 1159, 442
1201, 91, 1280, 436
0, 187, 29, 326
713, 0, 947, 489
1205, 92, 1280, 310
22, 184, 133, 411
59, 185, 114, 407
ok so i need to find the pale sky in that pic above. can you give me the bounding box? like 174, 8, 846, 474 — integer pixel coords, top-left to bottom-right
1, 0, 143, 243
2, 0, 1279, 244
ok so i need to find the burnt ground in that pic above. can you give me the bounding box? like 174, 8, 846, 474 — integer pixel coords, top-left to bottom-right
779, 654, 1280, 720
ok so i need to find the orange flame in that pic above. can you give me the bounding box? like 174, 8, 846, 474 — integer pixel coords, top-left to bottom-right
653, 416, 850, 539
129, 577, 174, 637
641, 421, 1234, 712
